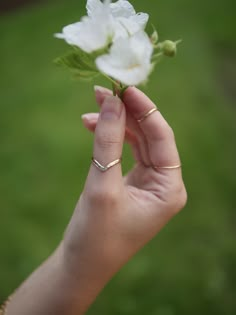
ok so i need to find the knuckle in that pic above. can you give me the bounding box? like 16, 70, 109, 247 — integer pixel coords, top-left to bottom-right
164, 123, 175, 139
160, 180, 187, 215
96, 132, 121, 150
169, 184, 188, 215
87, 186, 120, 208
177, 188, 187, 209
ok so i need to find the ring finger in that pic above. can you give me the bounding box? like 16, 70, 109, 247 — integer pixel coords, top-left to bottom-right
123, 87, 181, 170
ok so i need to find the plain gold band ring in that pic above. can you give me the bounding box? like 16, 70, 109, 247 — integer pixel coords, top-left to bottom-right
137, 107, 158, 123
153, 164, 182, 170
92, 157, 122, 172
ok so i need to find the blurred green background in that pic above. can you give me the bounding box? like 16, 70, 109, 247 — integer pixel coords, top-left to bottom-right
0, 0, 236, 314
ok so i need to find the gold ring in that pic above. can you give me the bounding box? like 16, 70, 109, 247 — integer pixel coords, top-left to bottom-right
137, 107, 158, 123
92, 157, 122, 172
153, 164, 182, 170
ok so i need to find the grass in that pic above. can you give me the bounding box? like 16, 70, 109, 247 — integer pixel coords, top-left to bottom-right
0, 0, 236, 314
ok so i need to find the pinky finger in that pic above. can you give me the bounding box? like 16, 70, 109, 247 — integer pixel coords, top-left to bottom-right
82, 113, 99, 132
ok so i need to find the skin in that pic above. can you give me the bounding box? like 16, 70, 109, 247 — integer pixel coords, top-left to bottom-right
6, 86, 187, 315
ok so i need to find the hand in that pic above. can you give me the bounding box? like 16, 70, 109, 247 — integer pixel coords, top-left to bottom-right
5, 87, 187, 315
63, 86, 187, 281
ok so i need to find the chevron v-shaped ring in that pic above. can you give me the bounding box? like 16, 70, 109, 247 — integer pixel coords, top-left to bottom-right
92, 157, 122, 172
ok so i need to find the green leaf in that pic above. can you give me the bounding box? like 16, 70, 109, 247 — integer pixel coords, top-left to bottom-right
72, 68, 100, 81
54, 46, 108, 81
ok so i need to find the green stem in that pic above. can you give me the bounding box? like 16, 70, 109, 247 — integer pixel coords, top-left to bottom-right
152, 52, 163, 59
101, 73, 118, 87
112, 82, 117, 96
119, 86, 129, 100
151, 52, 164, 63
175, 39, 182, 45
101, 73, 128, 99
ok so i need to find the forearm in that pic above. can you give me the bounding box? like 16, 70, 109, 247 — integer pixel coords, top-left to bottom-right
6, 241, 116, 315
6, 193, 133, 315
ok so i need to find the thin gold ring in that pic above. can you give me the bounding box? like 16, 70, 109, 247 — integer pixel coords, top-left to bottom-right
92, 157, 122, 172
153, 164, 182, 171
137, 107, 158, 123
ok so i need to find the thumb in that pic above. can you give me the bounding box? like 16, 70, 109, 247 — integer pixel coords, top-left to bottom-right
86, 95, 126, 189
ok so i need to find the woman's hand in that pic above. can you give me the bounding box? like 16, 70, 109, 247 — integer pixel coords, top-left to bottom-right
6, 87, 187, 315
63, 86, 187, 290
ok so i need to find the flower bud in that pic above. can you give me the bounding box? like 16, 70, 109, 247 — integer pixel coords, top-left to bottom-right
162, 40, 177, 57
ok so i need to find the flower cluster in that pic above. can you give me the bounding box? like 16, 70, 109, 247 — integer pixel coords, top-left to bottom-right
55, 0, 180, 92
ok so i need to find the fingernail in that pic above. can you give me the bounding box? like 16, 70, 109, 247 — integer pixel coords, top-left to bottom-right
94, 85, 108, 98
94, 85, 107, 93
101, 96, 123, 121
81, 113, 99, 122
94, 85, 109, 104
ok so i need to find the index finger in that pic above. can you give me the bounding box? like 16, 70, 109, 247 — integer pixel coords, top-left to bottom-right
123, 87, 181, 168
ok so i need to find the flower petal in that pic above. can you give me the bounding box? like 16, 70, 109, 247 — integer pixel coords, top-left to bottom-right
55, 16, 113, 53
97, 58, 153, 85
130, 12, 149, 29
110, 0, 136, 18
55, 22, 82, 45
96, 31, 153, 85
116, 17, 144, 37
86, 0, 102, 17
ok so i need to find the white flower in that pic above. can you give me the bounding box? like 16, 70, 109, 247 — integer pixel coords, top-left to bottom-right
107, 0, 149, 40
55, 19, 112, 53
55, 1, 113, 53
86, 0, 108, 17
110, 0, 149, 34
86, 0, 149, 40
55, 0, 149, 52
87, 0, 149, 30
96, 31, 153, 86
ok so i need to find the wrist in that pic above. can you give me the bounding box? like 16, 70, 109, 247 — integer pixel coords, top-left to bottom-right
59, 239, 121, 313
61, 227, 134, 285
62, 238, 119, 282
